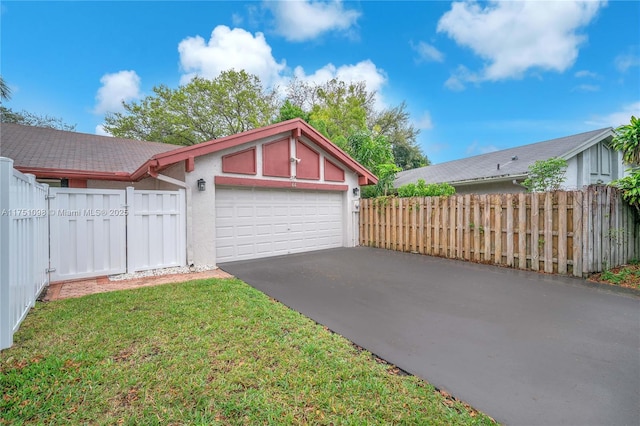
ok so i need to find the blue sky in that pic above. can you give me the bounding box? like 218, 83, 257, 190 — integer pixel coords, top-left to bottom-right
1, 1, 639, 164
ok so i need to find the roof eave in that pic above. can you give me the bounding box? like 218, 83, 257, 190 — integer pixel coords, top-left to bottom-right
449, 173, 529, 186
559, 128, 615, 160
15, 167, 134, 181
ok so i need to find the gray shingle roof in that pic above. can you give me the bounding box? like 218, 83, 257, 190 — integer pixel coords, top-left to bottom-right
0, 122, 176, 174
395, 128, 614, 187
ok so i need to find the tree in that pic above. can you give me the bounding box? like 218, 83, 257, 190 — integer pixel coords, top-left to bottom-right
282, 79, 430, 170
346, 130, 400, 197
278, 78, 429, 196
277, 99, 309, 122
522, 157, 568, 192
0, 108, 77, 131
611, 115, 640, 165
611, 116, 640, 213
0, 76, 11, 101
104, 70, 280, 145
371, 102, 429, 170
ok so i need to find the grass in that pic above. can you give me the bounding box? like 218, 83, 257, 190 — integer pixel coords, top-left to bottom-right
1, 279, 494, 425
592, 259, 640, 290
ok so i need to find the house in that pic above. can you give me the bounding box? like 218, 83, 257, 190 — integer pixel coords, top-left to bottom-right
1, 119, 376, 275
395, 128, 623, 194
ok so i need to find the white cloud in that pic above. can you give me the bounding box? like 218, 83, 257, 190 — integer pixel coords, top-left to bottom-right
574, 70, 598, 78
412, 41, 444, 63
573, 84, 600, 92
266, 0, 360, 42
231, 13, 243, 27
94, 70, 141, 114
178, 25, 286, 86
437, 0, 606, 89
615, 46, 640, 73
415, 111, 434, 130
466, 141, 499, 155
424, 142, 449, 154
95, 124, 110, 136
586, 102, 640, 128
293, 59, 387, 100
443, 65, 480, 91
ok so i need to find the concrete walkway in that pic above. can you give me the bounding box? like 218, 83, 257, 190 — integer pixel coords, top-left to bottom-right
221, 247, 640, 426
44, 269, 233, 301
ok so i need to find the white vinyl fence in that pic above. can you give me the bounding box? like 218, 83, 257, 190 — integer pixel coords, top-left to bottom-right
1, 158, 49, 350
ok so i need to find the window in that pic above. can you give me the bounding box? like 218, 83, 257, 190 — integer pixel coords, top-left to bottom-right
590, 145, 599, 174
601, 145, 611, 175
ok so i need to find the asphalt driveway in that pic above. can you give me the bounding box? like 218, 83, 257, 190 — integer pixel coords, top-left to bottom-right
220, 247, 640, 426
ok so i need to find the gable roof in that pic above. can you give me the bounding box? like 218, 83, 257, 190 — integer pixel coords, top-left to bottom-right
395, 127, 614, 187
141, 118, 377, 185
0, 119, 377, 185
0, 122, 176, 179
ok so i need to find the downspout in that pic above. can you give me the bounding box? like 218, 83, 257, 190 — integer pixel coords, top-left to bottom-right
154, 173, 194, 267
512, 179, 527, 190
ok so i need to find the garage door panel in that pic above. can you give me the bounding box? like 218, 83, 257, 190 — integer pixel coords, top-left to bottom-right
215, 187, 344, 262
216, 206, 234, 218
236, 225, 254, 237
256, 224, 272, 235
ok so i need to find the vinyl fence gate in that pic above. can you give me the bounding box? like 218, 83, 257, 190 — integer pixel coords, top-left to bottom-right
49, 187, 186, 282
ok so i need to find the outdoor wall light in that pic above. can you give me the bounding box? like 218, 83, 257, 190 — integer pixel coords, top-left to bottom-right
352, 187, 359, 197
197, 178, 206, 191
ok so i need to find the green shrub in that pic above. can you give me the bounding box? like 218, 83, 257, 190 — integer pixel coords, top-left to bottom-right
397, 179, 456, 197
522, 157, 568, 192
613, 169, 640, 213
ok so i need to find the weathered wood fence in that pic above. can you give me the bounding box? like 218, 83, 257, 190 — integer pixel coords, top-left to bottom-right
359, 186, 639, 277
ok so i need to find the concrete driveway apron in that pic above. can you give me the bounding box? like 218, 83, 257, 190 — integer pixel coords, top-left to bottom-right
221, 247, 640, 426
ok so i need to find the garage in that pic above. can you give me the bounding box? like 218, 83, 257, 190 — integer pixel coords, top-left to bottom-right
215, 187, 344, 262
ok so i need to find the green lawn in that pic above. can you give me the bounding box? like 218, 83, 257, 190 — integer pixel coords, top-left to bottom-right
1, 279, 495, 425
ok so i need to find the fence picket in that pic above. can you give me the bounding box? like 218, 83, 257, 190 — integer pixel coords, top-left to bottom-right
482, 194, 490, 261
506, 194, 514, 266
494, 195, 503, 264
433, 198, 440, 255
544, 192, 553, 273
558, 191, 568, 274
456, 195, 465, 259
418, 198, 425, 254
425, 197, 432, 254
518, 193, 527, 269
573, 191, 583, 276
531, 193, 540, 271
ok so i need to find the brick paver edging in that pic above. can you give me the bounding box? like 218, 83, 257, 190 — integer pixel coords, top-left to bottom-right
43, 269, 234, 301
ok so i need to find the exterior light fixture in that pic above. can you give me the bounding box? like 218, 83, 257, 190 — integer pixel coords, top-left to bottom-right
197, 178, 206, 191
353, 187, 360, 197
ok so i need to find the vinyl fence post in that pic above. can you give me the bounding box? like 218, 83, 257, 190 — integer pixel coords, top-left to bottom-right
0, 158, 14, 350
126, 186, 135, 274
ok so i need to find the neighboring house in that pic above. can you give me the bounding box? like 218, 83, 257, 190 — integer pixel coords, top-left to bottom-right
1, 119, 376, 268
395, 128, 622, 194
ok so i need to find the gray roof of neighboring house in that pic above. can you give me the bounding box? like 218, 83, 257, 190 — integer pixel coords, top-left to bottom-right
0, 122, 176, 174
395, 128, 614, 187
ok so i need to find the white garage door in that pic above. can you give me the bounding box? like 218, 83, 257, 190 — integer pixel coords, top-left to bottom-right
216, 187, 344, 262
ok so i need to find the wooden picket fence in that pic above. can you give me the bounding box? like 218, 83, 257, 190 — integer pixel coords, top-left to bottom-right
359, 186, 640, 277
